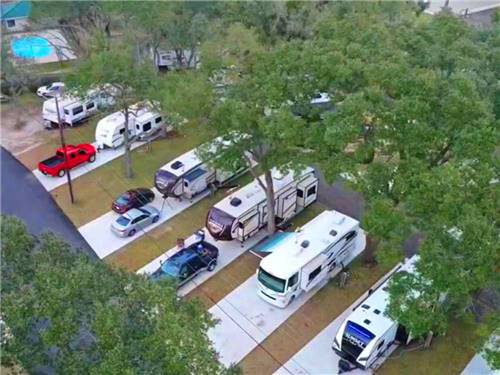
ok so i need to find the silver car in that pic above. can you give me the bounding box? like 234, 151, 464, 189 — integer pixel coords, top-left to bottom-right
111, 205, 160, 237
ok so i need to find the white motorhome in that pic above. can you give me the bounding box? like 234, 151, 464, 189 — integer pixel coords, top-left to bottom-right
42, 89, 114, 128
332, 255, 419, 370
206, 167, 318, 242
256, 210, 366, 308
95, 102, 166, 149
154, 139, 247, 199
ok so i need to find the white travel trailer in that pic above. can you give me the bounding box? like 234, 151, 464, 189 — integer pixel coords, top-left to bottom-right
332, 255, 419, 370
256, 210, 366, 308
206, 167, 318, 242
155, 49, 199, 70
154, 140, 247, 199
42, 89, 114, 128
95, 103, 166, 149
43, 96, 97, 128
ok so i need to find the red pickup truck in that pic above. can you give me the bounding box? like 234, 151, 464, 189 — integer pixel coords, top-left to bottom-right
38, 144, 96, 177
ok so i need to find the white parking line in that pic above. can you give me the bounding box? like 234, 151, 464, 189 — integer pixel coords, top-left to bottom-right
32, 141, 145, 192
207, 245, 366, 367
78, 189, 209, 259
276, 264, 402, 375
137, 229, 268, 297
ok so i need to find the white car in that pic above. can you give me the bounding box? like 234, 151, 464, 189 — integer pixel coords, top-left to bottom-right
37, 82, 65, 98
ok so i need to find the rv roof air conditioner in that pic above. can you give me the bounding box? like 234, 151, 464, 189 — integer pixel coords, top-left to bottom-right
364, 319, 371, 325
171, 161, 184, 170
329, 229, 338, 237
230, 197, 242, 207
300, 240, 310, 249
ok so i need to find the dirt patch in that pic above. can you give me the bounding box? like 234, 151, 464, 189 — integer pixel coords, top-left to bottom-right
238, 261, 391, 375
0, 95, 56, 155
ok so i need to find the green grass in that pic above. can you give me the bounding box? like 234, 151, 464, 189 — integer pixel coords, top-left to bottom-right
378, 316, 479, 375
51, 121, 207, 227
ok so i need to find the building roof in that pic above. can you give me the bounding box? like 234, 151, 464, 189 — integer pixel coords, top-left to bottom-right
259, 210, 360, 279
1, 0, 31, 20
345, 255, 419, 338
213, 167, 315, 219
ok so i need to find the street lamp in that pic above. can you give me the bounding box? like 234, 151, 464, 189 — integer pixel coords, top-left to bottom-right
54, 95, 75, 204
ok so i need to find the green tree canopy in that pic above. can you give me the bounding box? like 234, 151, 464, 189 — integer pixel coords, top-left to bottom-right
0, 216, 225, 374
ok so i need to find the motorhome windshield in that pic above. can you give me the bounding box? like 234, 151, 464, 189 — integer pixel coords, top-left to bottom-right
342, 321, 375, 359
258, 267, 286, 293
155, 170, 177, 192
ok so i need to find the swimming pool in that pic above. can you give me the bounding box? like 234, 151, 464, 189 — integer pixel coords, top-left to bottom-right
11, 36, 54, 59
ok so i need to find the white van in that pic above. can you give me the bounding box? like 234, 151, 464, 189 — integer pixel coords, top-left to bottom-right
95, 103, 166, 149
256, 210, 366, 308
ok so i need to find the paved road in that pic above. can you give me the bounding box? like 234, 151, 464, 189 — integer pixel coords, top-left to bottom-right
1, 147, 96, 259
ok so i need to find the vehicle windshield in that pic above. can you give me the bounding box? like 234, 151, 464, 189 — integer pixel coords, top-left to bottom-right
116, 216, 130, 226
258, 267, 286, 293
115, 193, 131, 206
155, 170, 177, 192
161, 259, 181, 277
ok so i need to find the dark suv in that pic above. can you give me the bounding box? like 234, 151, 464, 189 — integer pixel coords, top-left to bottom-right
151, 241, 219, 287
112, 188, 155, 214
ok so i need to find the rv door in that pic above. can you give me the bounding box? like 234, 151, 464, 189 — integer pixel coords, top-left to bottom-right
276, 188, 297, 221
237, 210, 260, 241
296, 175, 318, 211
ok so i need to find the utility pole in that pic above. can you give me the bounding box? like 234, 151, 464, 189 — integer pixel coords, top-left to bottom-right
55, 95, 75, 204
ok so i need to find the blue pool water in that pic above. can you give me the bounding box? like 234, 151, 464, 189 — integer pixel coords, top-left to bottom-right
11, 36, 54, 59
254, 232, 294, 253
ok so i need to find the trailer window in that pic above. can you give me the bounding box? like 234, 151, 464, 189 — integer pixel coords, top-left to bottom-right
377, 340, 385, 351
307, 185, 316, 197
155, 116, 162, 124
119, 128, 125, 135
308, 265, 322, 283
143, 122, 151, 132
258, 267, 285, 293
86, 102, 95, 110
297, 189, 304, 198
72, 106, 84, 115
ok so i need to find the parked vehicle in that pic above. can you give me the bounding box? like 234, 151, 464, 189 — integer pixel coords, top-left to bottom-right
37, 82, 65, 98
292, 92, 334, 119
206, 167, 318, 242
332, 256, 419, 370
112, 188, 156, 214
155, 138, 248, 199
42, 89, 114, 128
257, 210, 366, 308
111, 205, 160, 237
95, 102, 167, 149
150, 240, 219, 287
38, 144, 96, 177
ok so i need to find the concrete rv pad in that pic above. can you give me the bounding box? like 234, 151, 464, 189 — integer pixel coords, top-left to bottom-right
276, 264, 401, 375
209, 243, 366, 367
32, 141, 145, 191
137, 228, 268, 297
79, 189, 209, 259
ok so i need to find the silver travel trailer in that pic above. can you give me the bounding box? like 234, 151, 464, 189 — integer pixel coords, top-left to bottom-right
257, 210, 366, 308
332, 255, 419, 370
95, 102, 167, 149
206, 167, 318, 242
154, 139, 248, 199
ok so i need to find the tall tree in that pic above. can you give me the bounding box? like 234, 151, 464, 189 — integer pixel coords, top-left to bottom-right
0, 216, 225, 374
68, 42, 157, 178
200, 42, 320, 235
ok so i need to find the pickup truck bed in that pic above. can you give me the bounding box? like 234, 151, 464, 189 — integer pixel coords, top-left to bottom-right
40, 155, 64, 168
